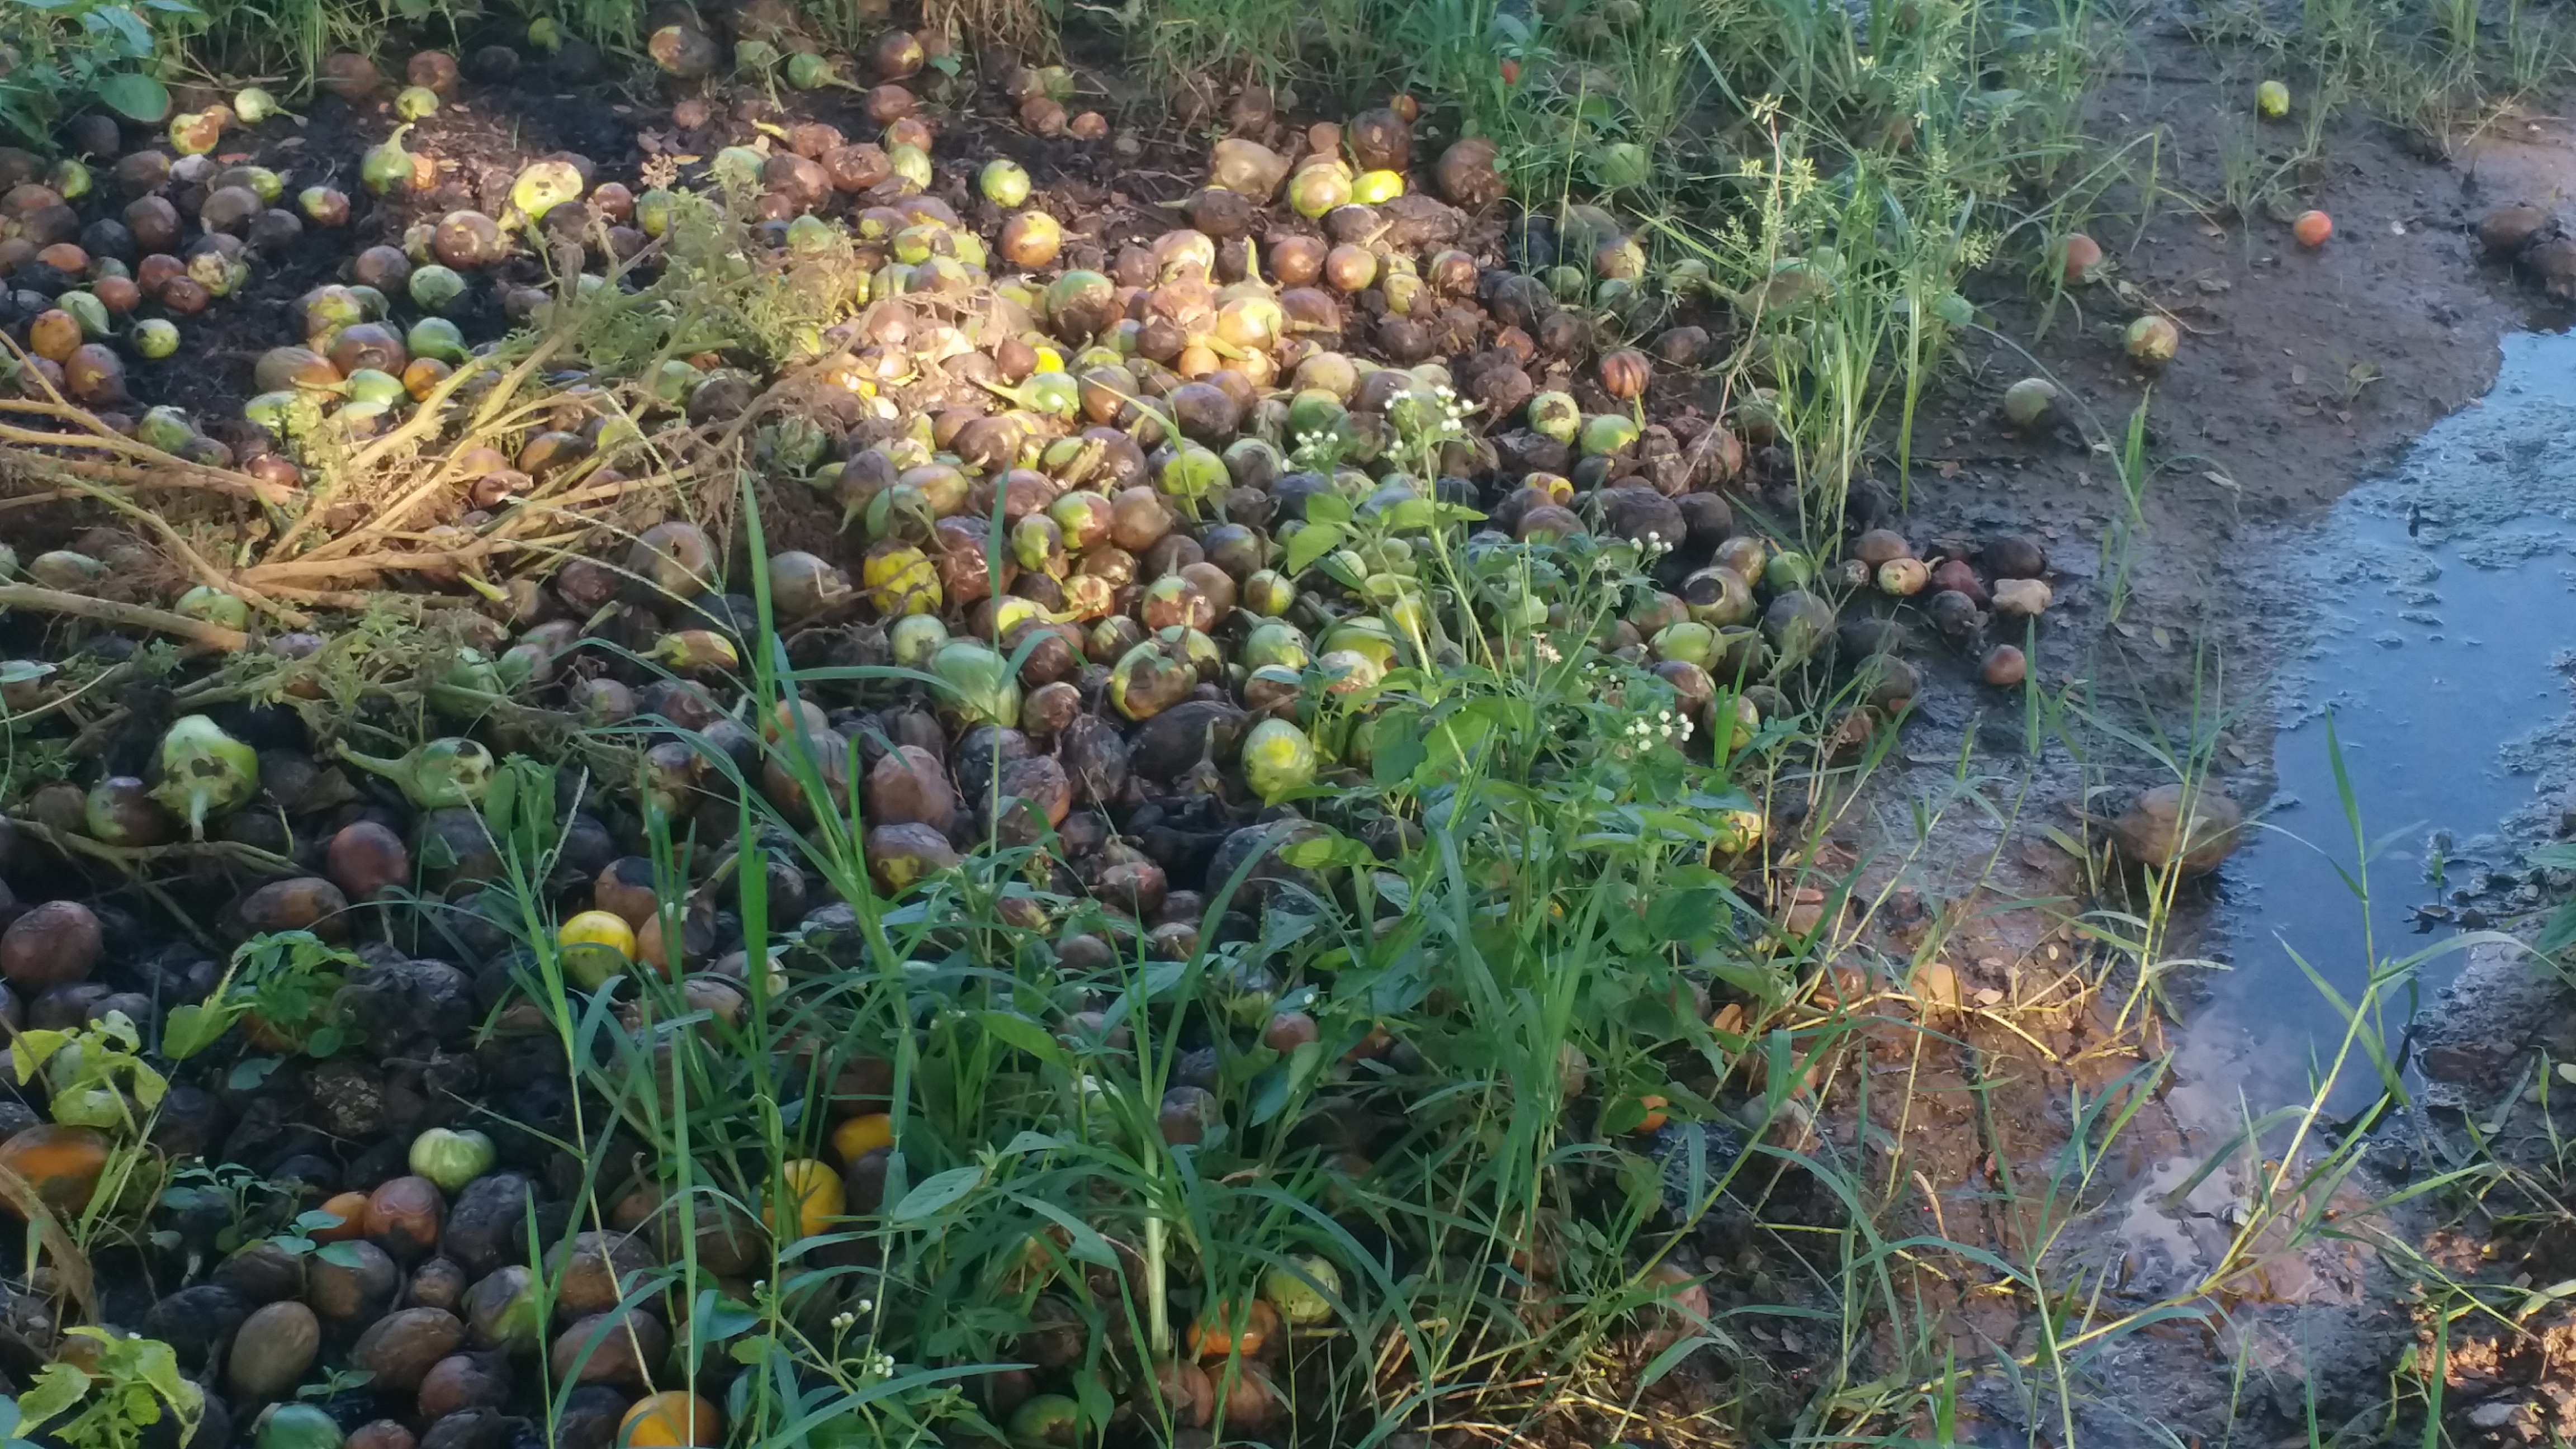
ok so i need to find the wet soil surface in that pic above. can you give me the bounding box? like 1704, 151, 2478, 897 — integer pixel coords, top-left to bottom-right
1829, 26, 2576, 1443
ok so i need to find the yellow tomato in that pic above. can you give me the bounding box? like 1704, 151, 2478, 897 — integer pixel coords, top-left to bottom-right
1352, 169, 1406, 203
830, 1112, 895, 1164
558, 910, 636, 988
559, 910, 637, 957
621, 1391, 722, 1448
766, 1158, 845, 1238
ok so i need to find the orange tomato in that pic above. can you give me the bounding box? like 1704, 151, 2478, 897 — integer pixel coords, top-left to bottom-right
311, 1190, 370, 1242
1186, 1298, 1280, 1360
620, 1391, 722, 1448
1632, 1094, 1669, 1133
2293, 210, 2332, 248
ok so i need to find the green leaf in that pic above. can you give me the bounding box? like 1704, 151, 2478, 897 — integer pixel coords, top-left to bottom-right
1071, 1363, 1112, 1434
8, 1030, 65, 1082
17, 1363, 92, 1430
693, 1290, 760, 1341
1249, 1041, 1320, 1126
160, 1002, 236, 1061
1317, 550, 1370, 591
316, 1240, 369, 1269
1283, 521, 1345, 575
1385, 497, 1436, 532
1301, 492, 1351, 527
1007, 1192, 1116, 1267
1278, 832, 1372, 872
1369, 714, 1427, 788
974, 1010, 1069, 1068
1599, 1095, 1649, 1135
1645, 887, 1722, 943
96, 8, 155, 58
888, 1164, 984, 1223
1639, 1333, 1717, 1386
228, 1057, 282, 1091
2537, 903, 2576, 957
1247, 1064, 1292, 1126
133, 1341, 194, 1419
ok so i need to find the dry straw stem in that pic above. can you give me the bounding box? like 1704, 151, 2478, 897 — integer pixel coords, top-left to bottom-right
0, 584, 250, 651
7, 819, 301, 878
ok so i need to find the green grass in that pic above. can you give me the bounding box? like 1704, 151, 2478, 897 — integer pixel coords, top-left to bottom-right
449, 489, 1841, 1445
20, 0, 2576, 1438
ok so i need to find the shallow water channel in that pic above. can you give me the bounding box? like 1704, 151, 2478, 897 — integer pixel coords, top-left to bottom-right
2181, 328, 2576, 1113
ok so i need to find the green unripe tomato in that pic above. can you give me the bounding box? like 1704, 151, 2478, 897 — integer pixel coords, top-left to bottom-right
409, 1126, 497, 1190
132, 319, 179, 359
979, 158, 1032, 207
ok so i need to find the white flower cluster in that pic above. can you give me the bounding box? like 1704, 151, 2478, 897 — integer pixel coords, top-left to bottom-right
1626, 708, 1694, 745
856, 1350, 897, 1381
1429, 385, 1471, 428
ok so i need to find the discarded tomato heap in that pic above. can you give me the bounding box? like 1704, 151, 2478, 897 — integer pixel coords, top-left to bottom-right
0, 12, 2070, 1448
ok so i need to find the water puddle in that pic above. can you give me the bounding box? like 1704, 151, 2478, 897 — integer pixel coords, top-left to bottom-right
2182, 328, 2576, 1113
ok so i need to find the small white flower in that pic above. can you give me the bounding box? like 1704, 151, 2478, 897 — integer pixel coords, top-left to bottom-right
1658, 709, 1673, 722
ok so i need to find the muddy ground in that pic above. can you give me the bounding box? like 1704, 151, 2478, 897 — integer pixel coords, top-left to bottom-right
1800, 15, 2576, 1441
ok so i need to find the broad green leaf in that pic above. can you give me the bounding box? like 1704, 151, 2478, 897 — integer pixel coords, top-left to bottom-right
1283, 520, 1344, 575
888, 1164, 984, 1223
160, 1003, 234, 1061
1385, 497, 1436, 532
95, 9, 155, 58
228, 1057, 282, 1091
316, 1240, 370, 1269
693, 1290, 761, 1339
17, 1363, 92, 1427
1369, 714, 1426, 787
